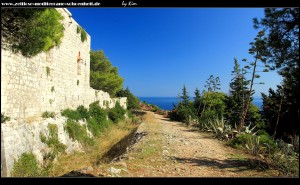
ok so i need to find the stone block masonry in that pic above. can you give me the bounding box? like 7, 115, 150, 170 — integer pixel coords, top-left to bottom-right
1, 8, 127, 176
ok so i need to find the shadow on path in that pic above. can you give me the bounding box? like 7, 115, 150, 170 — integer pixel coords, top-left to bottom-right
174, 156, 269, 172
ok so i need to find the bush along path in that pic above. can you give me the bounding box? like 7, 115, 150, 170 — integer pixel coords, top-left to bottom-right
91, 111, 285, 177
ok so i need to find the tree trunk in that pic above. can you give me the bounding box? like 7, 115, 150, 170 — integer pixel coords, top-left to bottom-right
273, 94, 283, 138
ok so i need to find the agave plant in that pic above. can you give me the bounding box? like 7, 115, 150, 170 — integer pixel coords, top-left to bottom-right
245, 135, 267, 155
240, 122, 257, 135
204, 117, 237, 140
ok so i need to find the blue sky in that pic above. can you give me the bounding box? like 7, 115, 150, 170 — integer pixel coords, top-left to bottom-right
68, 8, 282, 98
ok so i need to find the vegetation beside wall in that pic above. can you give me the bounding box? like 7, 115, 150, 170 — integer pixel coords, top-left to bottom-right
1, 8, 64, 57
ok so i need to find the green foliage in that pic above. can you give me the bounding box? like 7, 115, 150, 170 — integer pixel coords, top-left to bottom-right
262, 86, 299, 141
194, 88, 201, 114
229, 132, 276, 155
204, 75, 221, 92
258, 133, 277, 151
61, 108, 82, 121
89, 101, 108, 124
238, 31, 270, 131
116, 87, 140, 110
169, 102, 196, 124
76, 25, 81, 33
11, 152, 41, 177
247, 103, 264, 129
61, 102, 126, 140
1, 8, 64, 57
87, 117, 109, 137
80, 28, 87, 42
76, 105, 89, 120
49, 99, 54, 105
41, 111, 55, 118
46, 66, 50, 77
150, 104, 161, 112
64, 119, 94, 146
76, 25, 87, 42
253, 9, 299, 140
85, 102, 111, 137
169, 85, 196, 123
40, 124, 66, 159
108, 102, 126, 123
51, 86, 55, 92
225, 58, 250, 127
229, 133, 254, 149
180, 85, 189, 106
253, 8, 298, 75
199, 92, 227, 126
1, 113, 10, 123
271, 150, 299, 176
203, 117, 235, 140
90, 50, 124, 96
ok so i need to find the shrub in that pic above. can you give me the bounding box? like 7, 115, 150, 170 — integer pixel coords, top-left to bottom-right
108, 102, 126, 123
271, 150, 299, 176
76, 105, 89, 120
258, 133, 277, 152
204, 117, 235, 140
169, 102, 196, 124
1, 113, 10, 123
199, 110, 219, 129
2, 8, 64, 57
116, 87, 140, 110
42, 111, 55, 118
40, 124, 66, 158
228, 133, 254, 149
89, 101, 108, 124
80, 28, 87, 42
64, 119, 94, 146
61, 108, 82, 121
11, 152, 41, 177
87, 117, 110, 137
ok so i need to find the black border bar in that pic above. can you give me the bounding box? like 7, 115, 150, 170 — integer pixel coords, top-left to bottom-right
1, 0, 299, 7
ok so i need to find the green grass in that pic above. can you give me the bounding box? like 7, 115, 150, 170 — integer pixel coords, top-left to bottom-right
64, 119, 94, 146
228, 153, 247, 160
46, 66, 50, 77
1, 113, 10, 123
40, 124, 66, 157
42, 111, 55, 118
11, 152, 42, 177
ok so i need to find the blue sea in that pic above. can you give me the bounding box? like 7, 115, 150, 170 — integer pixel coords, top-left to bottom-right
139, 97, 263, 111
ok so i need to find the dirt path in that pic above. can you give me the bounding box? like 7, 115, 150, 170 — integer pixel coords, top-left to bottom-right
86, 111, 282, 177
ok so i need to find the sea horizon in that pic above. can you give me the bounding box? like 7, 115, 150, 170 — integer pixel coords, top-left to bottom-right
139, 96, 263, 111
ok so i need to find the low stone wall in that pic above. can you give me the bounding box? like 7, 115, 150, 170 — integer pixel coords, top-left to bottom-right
1, 116, 82, 177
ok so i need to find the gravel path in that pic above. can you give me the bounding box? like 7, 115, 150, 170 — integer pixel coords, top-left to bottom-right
92, 111, 282, 177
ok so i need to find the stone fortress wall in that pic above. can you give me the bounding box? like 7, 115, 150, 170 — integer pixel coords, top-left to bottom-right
1, 8, 126, 176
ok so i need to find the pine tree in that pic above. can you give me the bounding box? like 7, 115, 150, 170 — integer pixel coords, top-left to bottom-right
180, 85, 189, 106
226, 58, 250, 127
194, 88, 201, 116
90, 50, 124, 96
238, 31, 269, 131
254, 8, 299, 140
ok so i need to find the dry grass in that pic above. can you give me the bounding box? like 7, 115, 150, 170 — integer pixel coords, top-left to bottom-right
141, 111, 156, 124
25, 116, 42, 124
50, 119, 138, 176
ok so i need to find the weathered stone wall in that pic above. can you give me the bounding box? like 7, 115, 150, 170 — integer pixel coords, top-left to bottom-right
1, 117, 83, 177
1, 8, 126, 120
1, 8, 127, 177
